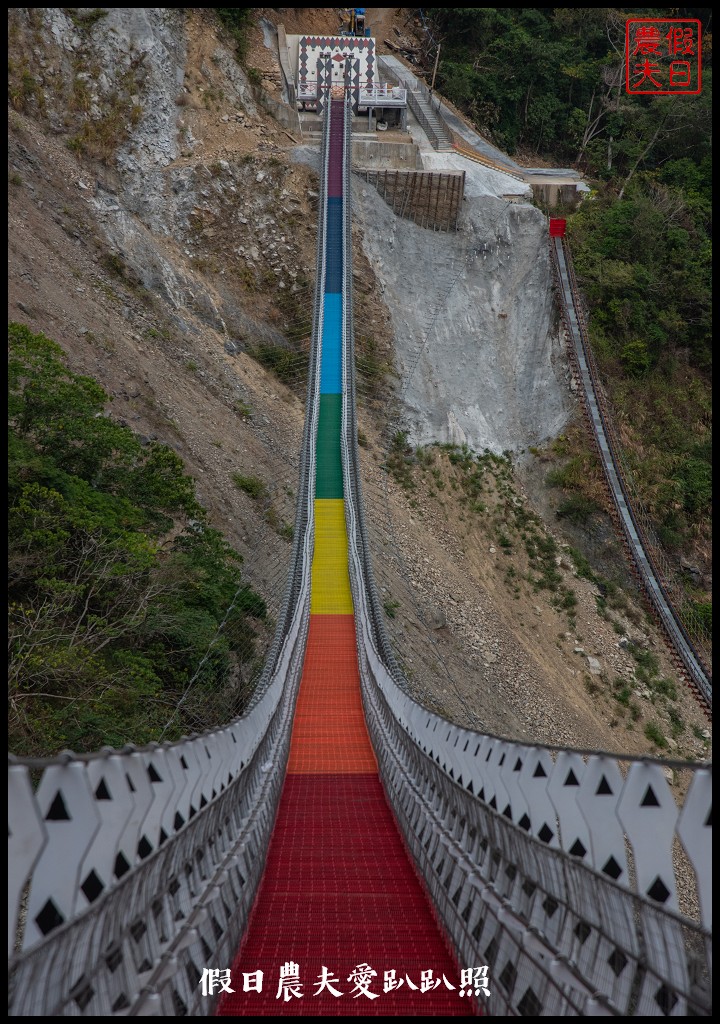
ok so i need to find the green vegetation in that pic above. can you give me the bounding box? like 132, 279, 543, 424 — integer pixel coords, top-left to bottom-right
667, 707, 685, 738
426, 9, 711, 179
64, 9, 109, 32
355, 334, 392, 395
8, 59, 46, 114
248, 342, 309, 389
566, 546, 597, 584
570, 185, 712, 554
232, 473, 267, 499
426, 7, 711, 624
613, 683, 632, 708
8, 324, 267, 756
652, 677, 678, 702
644, 722, 668, 750
399, 442, 583, 623
9, 9, 146, 160
66, 53, 146, 163
272, 276, 313, 336
214, 8, 253, 62
385, 430, 416, 490
584, 676, 600, 697
625, 641, 659, 684
556, 493, 602, 524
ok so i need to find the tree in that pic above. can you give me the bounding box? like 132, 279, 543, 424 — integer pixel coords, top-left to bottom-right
8, 324, 268, 755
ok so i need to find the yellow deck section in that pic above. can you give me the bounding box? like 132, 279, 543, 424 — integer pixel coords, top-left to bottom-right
310, 499, 354, 614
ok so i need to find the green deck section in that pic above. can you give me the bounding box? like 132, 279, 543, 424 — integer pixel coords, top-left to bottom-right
315, 394, 344, 499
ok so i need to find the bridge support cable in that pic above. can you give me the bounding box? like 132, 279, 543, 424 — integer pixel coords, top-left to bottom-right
550, 237, 711, 710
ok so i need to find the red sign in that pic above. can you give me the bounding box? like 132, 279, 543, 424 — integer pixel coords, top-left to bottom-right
626, 19, 702, 95
549, 219, 566, 238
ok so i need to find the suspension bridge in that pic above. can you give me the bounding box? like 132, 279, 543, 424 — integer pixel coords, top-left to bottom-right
8, 87, 712, 1017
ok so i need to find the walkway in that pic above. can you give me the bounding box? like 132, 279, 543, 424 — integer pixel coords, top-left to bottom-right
217, 98, 472, 1017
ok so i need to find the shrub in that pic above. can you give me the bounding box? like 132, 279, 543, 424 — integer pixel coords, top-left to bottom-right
652, 677, 678, 701
626, 641, 660, 681
667, 707, 685, 737
232, 473, 266, 499
248, 343, 308, 388
556, 493, 601, 522
385, 430, 415, 490
613, 685, 632, 707
644, 722, 668, 749
215, 8, 253, 61
66, 8, 109, 30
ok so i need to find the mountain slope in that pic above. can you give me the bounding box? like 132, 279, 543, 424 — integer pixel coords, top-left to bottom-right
7, 7, 710, 761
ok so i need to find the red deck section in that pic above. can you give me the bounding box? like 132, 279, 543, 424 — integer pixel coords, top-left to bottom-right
216, 612, 474, 1015
217, 774, 474, 1015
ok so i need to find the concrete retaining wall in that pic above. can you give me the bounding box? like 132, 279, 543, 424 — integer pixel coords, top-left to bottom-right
351, 138, 420, 169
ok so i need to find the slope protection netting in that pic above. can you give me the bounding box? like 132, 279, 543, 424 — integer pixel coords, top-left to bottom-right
160, 289, 317, 739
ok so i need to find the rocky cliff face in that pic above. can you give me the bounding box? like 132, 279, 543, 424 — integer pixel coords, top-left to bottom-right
355, 186, 573, 453
12, 8, 572, 456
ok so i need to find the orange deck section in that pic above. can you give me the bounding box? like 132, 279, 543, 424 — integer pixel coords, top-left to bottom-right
288, 615, 377, 774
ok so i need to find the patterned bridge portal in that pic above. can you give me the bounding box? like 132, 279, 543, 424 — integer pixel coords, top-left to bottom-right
217, 98, 469, 1017
7, 90, 711, 1019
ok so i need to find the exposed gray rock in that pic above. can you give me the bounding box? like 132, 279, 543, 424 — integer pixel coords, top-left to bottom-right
426, 604, 447, 630
353, 183, 573, 454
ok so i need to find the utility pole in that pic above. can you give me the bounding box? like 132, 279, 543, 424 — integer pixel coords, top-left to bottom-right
430, 42, 441, 93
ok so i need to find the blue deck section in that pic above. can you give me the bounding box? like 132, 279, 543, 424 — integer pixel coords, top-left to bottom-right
321, 180, 343, 393
320, 293, 342, 394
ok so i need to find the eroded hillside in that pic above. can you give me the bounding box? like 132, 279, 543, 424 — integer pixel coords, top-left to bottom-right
7, 8, 711, 761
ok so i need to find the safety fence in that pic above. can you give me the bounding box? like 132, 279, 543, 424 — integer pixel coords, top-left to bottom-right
354, 168, 464, 231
